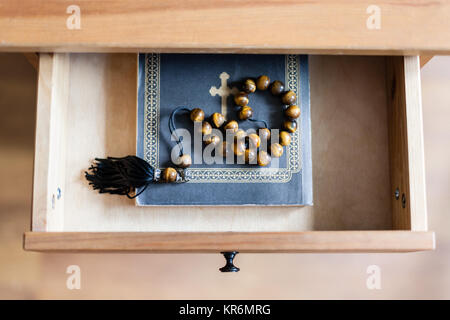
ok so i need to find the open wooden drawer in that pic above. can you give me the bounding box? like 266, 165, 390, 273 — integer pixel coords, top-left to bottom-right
23, 53, 434, 253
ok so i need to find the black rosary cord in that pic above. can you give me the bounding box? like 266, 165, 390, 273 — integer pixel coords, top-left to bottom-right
168, 107, 191, 156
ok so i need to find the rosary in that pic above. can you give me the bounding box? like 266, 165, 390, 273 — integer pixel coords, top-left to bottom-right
85, 75, 300, 198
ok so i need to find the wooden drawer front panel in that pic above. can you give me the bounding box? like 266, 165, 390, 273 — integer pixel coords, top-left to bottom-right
24, 231, 434, 253
25, 53, 433, 253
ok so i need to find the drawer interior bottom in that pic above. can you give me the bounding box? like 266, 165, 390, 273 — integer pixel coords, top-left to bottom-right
34, 54, 400, 232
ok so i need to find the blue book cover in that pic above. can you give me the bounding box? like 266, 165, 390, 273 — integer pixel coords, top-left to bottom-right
136, 53, 312, 206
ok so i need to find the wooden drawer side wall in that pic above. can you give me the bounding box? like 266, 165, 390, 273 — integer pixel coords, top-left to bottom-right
32, 53, 70, 232
386, 56, 427, 231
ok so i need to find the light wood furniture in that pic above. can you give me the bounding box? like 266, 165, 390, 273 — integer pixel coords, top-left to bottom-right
23, 53, 434, 253
1, 1, 450, 55
420, 56, 434, 68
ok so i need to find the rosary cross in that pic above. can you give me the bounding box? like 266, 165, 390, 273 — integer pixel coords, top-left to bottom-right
209, 72, 238, 119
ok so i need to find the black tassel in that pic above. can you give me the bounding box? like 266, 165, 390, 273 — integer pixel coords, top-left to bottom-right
85, 156, 155, 199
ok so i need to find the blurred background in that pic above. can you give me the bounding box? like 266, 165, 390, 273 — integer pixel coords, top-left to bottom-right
0, 53, 449, 299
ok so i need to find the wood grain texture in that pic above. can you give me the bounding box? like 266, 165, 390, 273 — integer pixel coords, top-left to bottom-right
1, 0, 450, 54
23, 231, 435, 252
420, 56, 434, 68
386, 56, 427, 231
32, 53, 70, 232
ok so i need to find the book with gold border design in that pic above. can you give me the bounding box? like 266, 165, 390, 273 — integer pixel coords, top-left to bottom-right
136, 53, 312, 206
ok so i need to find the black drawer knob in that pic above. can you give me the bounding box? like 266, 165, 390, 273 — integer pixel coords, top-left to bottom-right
219, 251, 240, 272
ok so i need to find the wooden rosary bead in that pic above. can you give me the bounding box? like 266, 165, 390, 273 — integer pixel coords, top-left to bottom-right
244, 148, 257, 163
175, 154, 192, 168
233, 140, 246, 157
190, 108, 205, 122
247, 133, 261, 148
270, 143, 284, 158
285, 105, 301, 119
235, 129, 247, 140
256, 75, 270, 90
162, 167, 178, 182
283, 119, 297, 133
200, 121, 212, 136
239, 106, 253, 120
234, 91, 249, 107
211, 112, 225, 128
242, 79, 256, 93
258, 128, 271, 141
224, 120, 239, 133
257, 150, 271, 166
205, 134, 221, 146
270, 80, 285, 96
281, 90, 297, 105
279, 131, 291, 146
